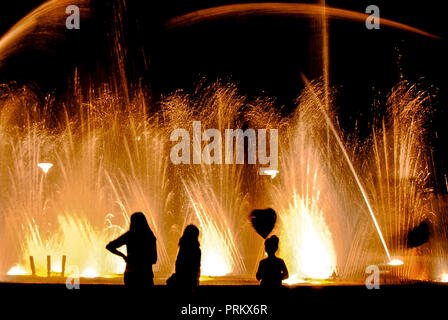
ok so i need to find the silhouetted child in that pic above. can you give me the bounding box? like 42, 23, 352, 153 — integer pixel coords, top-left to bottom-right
167, 224, 201, 293
256, 235, 288, 288
106, 212, 157, 288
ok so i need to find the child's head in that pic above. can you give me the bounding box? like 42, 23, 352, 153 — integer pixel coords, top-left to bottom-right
264, 235, 279, 256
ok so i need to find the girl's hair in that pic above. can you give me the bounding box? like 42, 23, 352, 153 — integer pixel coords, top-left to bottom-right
129, 212, 155, 239
179, 224, 200, 248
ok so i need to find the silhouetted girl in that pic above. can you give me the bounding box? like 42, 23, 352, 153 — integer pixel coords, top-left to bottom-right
106, 212, 157, 287
256, 235, 288, 288
167, 224, 201, 292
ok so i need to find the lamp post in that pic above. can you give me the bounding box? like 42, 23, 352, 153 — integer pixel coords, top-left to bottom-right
37, 163, 53, 174
38, 162, 54, 277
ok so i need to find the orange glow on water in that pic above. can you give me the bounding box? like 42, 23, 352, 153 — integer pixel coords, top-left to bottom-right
440, 274, 448, 283
188, 198, 236, 277
201, 248, 231, 277
7, 265, 29, 276
81, 268, 99, 278
14, 214, 126, 277
388, 259, 404, 266
280, 193, 336, 280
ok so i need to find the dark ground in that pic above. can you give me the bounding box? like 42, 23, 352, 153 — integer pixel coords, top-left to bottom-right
1, 282, 447, 318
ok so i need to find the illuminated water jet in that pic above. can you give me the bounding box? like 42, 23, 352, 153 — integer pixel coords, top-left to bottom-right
301, 74, 392, 262
165, 3, 439, 39
0, 79, 439, 283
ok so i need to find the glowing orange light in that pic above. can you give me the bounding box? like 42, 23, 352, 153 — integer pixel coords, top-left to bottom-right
81, 268, 99, 278
201, 250, 231, 277
280, 193, 336, 280
440, 274, 448, 283
261, 169, 279, 179
388, 259, 404, 266
7, 265, 29, 276
282, 275, 306, 286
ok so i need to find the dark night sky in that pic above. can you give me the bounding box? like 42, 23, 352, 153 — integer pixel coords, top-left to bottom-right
0, 1, 446, 103
0, 0, 447, 186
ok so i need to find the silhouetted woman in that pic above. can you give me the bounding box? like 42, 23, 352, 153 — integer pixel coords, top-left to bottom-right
106, 212, 157, 287
167, 224, 201, 292
256, 235, 288, 289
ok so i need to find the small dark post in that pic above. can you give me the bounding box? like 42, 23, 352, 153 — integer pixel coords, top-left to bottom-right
61, 255, 66, 277
29, 256, 36, 276
47, 255, 51, 277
